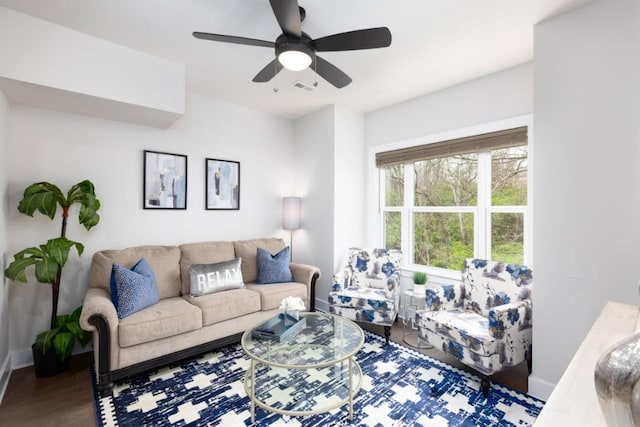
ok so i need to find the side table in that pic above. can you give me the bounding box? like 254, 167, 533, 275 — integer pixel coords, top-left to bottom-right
402, 289, 432, 349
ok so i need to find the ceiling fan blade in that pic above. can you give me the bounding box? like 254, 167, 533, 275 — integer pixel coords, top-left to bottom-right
193, 32, 275, 48
269, 0, 301, 37
312, 56, 352, 88
312, 27, 392, 52
252, 59, 284, 83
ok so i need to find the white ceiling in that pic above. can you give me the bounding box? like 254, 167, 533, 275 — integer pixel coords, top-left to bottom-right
0, 0, 590, 119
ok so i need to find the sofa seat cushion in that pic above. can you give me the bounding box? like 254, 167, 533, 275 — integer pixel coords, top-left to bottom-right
185, 289, 261, 326
119, 297, 202, 348
417, 309, 496, 356
244, 282, 307, 311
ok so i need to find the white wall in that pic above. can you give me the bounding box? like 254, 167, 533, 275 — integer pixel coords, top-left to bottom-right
0, 89, 9, 398
6, 92, 295, 360
292, 106, 366, 311
333, 106, 366, 270
365, 62, 533, 147
0, 7, 185, 128
532, 0, 640, 398
293, 106, 335, 310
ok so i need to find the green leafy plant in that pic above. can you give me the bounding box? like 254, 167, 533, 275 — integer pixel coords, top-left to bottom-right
4, 180, 100, 361
412, 271, 428, 285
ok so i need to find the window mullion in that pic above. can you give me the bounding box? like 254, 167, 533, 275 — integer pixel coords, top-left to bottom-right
477, 151, 491, 259
403, 163, 414, 263
378, 169, 385, 245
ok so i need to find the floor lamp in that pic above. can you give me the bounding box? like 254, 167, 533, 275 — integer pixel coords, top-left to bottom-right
282, 197, 301, 261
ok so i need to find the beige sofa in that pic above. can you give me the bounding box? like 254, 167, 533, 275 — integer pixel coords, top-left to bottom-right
80, 238, 320, 395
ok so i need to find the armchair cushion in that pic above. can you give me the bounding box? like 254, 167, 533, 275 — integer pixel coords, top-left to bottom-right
417, 309, 496, 357
328, 288, 396, 312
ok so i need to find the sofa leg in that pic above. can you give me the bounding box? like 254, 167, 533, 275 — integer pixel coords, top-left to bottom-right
384, 326, 391, 344
98, 381, 114, 397
481, 377, 490, 398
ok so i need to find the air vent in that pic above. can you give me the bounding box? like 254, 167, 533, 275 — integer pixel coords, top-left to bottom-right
293, 81, 315, 92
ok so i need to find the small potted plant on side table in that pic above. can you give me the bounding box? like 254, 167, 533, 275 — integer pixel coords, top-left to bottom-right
412, 271, 428, 295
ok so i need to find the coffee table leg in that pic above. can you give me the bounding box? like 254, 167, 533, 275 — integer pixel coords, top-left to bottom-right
349, 357, 354, 420
250, 359, 256, 422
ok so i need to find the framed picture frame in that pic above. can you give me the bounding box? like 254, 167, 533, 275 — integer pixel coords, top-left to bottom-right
143, 150, 187, 209
206, 158, 240, 210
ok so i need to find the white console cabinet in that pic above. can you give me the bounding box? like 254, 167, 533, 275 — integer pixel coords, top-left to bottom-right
535, 301, 640, 426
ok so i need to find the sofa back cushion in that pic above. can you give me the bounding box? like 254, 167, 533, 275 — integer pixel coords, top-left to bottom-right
233, 238, 285, 283
461, 258, 533, 317
89, 246, 181, 299
179, 241, 236, 295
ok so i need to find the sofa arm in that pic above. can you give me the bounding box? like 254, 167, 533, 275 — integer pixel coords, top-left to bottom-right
424, 282, 465, 311
80, 287, 119, 375
80, 287, 118, 331
488, 300, 533, 340
289, 262, 321, 311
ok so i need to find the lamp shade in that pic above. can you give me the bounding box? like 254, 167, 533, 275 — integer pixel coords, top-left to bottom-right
283, 197, 301, 230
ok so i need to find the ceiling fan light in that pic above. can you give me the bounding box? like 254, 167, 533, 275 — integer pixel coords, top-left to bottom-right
278, 50, 311, 71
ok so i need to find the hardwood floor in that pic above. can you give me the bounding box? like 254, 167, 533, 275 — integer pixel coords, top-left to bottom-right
0, 320, 529, 427
0, 352, 95, 427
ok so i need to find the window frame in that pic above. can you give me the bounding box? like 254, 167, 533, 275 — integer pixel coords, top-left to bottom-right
370, 115, 533, 277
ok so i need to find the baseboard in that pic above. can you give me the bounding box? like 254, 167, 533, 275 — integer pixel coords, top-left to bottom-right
11, 348, 32, 370
528, 375, 555, 401
0, 352, 11, 406
11, 346, 93, 370
315, 298, 329, 313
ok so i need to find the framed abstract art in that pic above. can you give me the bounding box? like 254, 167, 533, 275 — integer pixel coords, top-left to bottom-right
143, 150, 187, 209
206, 158, 240, 210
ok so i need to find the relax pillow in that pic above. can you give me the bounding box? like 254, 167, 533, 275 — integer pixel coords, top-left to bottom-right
110, 258, 159, 319
189, 257, 245, 297
256, 246, 293, 284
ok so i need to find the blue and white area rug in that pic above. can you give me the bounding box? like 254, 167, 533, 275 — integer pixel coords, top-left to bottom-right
92, 332, 544, 426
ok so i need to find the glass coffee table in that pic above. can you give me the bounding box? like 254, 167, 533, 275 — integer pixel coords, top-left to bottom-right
241, 312, 364, 422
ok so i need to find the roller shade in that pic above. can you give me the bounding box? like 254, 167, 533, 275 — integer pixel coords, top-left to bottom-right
376, 126, 528, 168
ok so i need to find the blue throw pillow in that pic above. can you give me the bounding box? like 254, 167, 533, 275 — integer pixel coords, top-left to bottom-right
110, 258, 155, 309
256, 246, 293, 284
111, 258, 159, 319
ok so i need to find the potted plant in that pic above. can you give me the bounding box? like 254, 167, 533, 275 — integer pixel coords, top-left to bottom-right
412, 271, 428, 295
4, 180, 100, 377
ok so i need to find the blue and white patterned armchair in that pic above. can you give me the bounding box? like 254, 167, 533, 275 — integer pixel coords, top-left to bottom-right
328, 248, 402, 343
415, 258, 533, 396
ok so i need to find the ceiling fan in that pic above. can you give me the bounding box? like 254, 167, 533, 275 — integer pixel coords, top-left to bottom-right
193, 0, 392, 89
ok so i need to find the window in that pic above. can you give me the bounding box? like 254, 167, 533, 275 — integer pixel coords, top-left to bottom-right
378, 126, 529, 271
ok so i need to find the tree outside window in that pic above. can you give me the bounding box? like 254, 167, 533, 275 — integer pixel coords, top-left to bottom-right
380, 144, 528, 270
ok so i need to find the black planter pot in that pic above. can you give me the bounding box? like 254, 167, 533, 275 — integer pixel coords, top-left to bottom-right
32, 344, 70, 378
